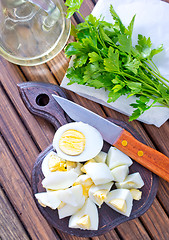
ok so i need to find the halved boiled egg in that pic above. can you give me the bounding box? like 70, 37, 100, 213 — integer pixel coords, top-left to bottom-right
106, 147, 133, 170
115, 172, 144, 189
58, 202, 84, 219
89, 182, 113, 207
53, 122, 103, 162
69, 198, 99, 230
83, 162, 114, 185
42, 170, 79, 190
35, 191, 61, 210
105, 189, 133, 217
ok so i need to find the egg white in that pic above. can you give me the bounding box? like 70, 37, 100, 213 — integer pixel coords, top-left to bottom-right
115, 172, 144, 189
53, 122, 103, 162
69, 198, 99, 230
89, 182, 114, 207
105, 189, 133, 217
42, 170, 79, 190
41, 151, 58, 177
107, 147, 133, 169
35, 191, 61, 210
83, 162, 114, 185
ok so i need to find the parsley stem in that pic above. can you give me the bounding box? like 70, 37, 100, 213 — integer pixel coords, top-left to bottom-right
142, 64, 169, 88
122, 72, 161, 96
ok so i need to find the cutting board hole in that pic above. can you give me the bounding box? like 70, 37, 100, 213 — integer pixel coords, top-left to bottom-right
36, 94, 49, 106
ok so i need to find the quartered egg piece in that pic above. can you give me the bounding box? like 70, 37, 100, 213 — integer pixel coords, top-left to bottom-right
53, 122, 103, 162
115, 172, 144, 189
89, 182, 114, 207
130, 189, 142, 200
111, 165, 129, 182
83, 162, 114, 185
42, 170, 79, 190
105, 189, 133, 217
80, 159, 96, 173
56, 185, 85, 207
58, 203, 84, 219
94, 151, 107, 163
106, 147, 133, 170
73, 174, 94, 198
35, 191, 61, 210
69, 198, 99, 230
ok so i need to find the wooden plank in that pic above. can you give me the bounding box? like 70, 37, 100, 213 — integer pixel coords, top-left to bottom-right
140, 199, 169, 240
0, 69, 88, 240
116, 219, 151, 240
157, 179, 169, 213
0, 84, 39, 180
0, 187, 30, 240
0, 136, 60, 240
0, 0, 168, 239
0, 57, 55, 151
93, 231, 120, 240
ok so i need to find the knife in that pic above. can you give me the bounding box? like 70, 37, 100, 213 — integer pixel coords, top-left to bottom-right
52, 95, 169, 182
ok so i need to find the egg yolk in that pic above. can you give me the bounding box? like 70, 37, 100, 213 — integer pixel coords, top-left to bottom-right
93, 189, 108, 206
66, 161, 77, 171
73, 178, 93, 198
57, 201, 66, 209
130, 189, 142, 200
76, 215, 91, 230
109, 199, 127, 213
48, 155, 67, 172
59, 129, 86, 156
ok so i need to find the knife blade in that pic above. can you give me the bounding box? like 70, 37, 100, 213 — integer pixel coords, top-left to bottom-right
52, 94, 169, 182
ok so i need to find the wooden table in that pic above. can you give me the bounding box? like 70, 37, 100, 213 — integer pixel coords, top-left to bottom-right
0, 1, 169, 239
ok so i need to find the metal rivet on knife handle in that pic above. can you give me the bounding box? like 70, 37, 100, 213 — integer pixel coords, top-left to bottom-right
122, 140, 128, 146
138, 151, 144, 157
114, 129, 169, 182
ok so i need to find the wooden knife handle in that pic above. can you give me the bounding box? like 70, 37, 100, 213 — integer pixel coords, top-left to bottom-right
114, 129, 169, 182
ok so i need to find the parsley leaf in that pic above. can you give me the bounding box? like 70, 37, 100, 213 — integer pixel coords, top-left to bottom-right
65, 3, 169, 121
65, 0, 83, 18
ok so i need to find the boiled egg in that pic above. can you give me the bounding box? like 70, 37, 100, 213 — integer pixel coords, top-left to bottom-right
105, 189, 133, 217
130, 189, 142, 200
89, 182, 113, 207
94, 151, 107, 163
111, 165, 129, 182
69, 198, 99, 230
56, 185, 85, 207
58, 203, 84, 219
41, 151, 63, 177
42, 169, 79, 190
73, 174, 94, 198
115, 172, 144, 189
66, 161, 83, 175
53, 122, 103, 162
83, 162, 114, 185
35, 191, 61, 210
106, 147, 133, 169
80, 159, 96, 173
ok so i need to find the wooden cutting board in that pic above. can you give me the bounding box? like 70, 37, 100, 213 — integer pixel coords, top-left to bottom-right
18, 82, 159, 237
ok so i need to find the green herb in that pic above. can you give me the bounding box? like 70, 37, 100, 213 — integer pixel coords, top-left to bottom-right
65, 1, 169, 121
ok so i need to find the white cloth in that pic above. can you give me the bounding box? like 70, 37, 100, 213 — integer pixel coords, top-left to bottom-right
61, 0, 169, 127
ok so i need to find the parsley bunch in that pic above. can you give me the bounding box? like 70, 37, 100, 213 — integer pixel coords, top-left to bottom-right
65, 1, 169, 121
